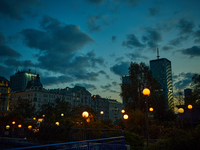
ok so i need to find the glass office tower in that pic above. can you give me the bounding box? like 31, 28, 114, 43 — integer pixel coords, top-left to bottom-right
150, 58, 174, 111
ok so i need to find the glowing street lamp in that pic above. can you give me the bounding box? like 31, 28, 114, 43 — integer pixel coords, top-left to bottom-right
33, 117, 36, 120
123, 114, 129, 129
42, 114, 45, 117
149, 107, 153, 112
188, 104, 193, 110
82, 111, 89, 118
12, 121, 15, 125
28, 125, 32, 130
18, 124, 22, 128
178, 108, 184, 129
6, 125, 10, 129
100, 111, 104, 115
55, 122, 59, 126
121, 109, 125, 113
61, 113, 64, 117
143, 88, 150, 147
100, 111, 104, 122
188, 104, 193, 128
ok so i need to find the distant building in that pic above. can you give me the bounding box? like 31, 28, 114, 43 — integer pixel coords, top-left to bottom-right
121, 75, 131, 105
10, 70, 38, 92
184, 88, 192, 105
0, 76, 11, 116
10, 84, 91, 112
91, 95, 124, 122
150, 58, 174, 111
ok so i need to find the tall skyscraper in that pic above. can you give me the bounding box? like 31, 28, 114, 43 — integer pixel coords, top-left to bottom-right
150, 58, 174, 111
121, 75, 131, 105
10, 70, 37, 92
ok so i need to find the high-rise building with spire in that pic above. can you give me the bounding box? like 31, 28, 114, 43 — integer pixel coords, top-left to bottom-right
150, 49, 174, 111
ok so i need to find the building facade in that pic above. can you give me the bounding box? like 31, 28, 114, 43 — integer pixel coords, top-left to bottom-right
10, 70, 37, 92
0, 77, 11, 116
150, 58, 174, 111
91, 95, 124, 123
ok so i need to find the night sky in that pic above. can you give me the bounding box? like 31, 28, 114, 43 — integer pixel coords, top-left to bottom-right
0, 0, 200, 103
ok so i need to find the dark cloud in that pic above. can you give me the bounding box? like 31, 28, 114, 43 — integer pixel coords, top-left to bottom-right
112, 81, 118, 86
4, 59, 35, 68
112, 36, 117, 42
110, 61, 129, 76
20, 15, 104, 74
21, 15, 94, 53
194, 30, 200, 43
100, 83, 111, 90
162, 46, 173, 51
177, 18, 195, 35
173, 72, 194, 90
85, 0, 106, 5
100, 83, 119, 93
122, 34, 144, 48
41, 75, 74, 86
86, 14, 112, 33
122, 0, 141, 8
0, 65, 15, 79
73, 83, 97, 91
126, 53, 148, 60
0, 33, 21, 58
0, 45, 21, 58
149, 7, 160, 16
142, 27, 162, 48
180, 46, 200, 58
0, 0, 42, 20
169, 36, 188, 46
19, 15, 105, 82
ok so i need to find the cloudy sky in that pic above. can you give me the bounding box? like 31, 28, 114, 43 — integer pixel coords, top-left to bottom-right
0, 0, 200, 103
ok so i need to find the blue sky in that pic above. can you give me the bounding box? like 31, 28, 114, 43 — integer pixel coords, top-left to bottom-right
0, 0, 200, 103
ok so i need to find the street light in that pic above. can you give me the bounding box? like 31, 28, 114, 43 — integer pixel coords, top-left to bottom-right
6, 125, 10, 129
123, 114, 129, 120
188, 104, 193, 128
33, 117, 36, 120
188, 104, 193, 110
143, 88, 150, 147
61, 113, 64, 117
121, 109, 125, 113
28, 125, 32, 130
55, 122, 59, 126
18, 124, 22, 128
178, 108, 184, 129
123, 114, 129, 129
100, 111, 104, 122
82, 111, 89, 118
149, 107, 153, 112
12, 121, 15, 125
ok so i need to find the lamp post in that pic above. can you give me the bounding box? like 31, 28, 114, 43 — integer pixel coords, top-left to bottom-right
121, 109, 125, 114
123, 114, 128, 129
82, 111, 89, 128
178, 108, 184, 129
143, 88, 150, 147
100, 111, 104, 122
187, 104, 193, 128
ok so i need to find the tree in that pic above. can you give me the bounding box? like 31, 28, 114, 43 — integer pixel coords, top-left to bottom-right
120, 62, 166, 112
191, 74, 200, 104
37, 98, 72, 124
12, 98, 36, 119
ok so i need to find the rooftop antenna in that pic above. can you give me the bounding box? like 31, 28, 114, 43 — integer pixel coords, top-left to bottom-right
157, 47, 160, 59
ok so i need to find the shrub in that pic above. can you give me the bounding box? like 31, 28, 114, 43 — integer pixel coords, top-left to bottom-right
124, 131, 143, 150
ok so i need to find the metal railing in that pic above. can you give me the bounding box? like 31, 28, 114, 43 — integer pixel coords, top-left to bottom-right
7, 136, 126, 150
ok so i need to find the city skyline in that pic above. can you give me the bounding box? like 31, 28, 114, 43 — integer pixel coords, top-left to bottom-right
0, 0, 200, 103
